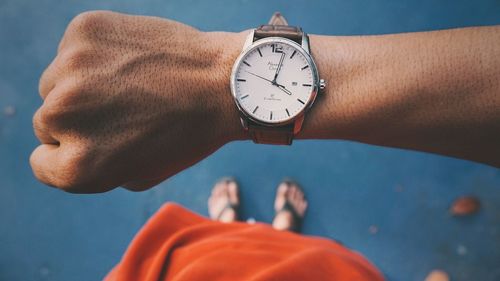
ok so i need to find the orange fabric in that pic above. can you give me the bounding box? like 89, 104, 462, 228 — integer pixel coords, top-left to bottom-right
105, 203, 384, 281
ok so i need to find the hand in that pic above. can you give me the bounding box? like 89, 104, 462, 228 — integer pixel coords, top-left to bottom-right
272, 52, 285, 84
276, 83, 292, 96
245, 70, 274, 83
246, 70, 292, 95
31, 11, 245, 193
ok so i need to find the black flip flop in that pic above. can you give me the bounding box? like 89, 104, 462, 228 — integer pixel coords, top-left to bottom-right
273, 179, 305, 232
212, 177, 240, 221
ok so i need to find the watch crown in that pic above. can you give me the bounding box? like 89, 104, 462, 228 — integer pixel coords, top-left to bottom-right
319, 79, 326, 90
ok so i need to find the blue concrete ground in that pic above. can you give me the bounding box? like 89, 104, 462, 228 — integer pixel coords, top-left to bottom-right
1, 1, 500, 280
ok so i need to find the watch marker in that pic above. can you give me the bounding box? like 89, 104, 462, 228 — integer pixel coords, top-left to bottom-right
270, 111, 273, 120
286, 108, 290, 117
302, 83, 312, 87
257, 47, 263, 57
297, 98, 305, 104
240, 94, 249, 100
301, 65, 309, 70
252, 106, 259, 113
290, 50, 297, 59
237, 79, 246, 82
243, 61, 251, 67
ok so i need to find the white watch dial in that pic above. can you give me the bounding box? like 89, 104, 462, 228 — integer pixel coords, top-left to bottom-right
232, 39, 315, 124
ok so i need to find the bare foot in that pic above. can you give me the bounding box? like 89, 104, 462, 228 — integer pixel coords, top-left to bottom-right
272, 180, 308, 231
208, 178, 239, 223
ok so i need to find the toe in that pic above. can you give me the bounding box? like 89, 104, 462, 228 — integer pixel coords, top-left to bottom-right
220, 181, 231, 195
296, 186, 304, 198
209, 178, 235, 220
278, 182, 289, 195
212, 182, 222, 195
275, 182, 290, 210
228, 181, 239, 205
289, 184, 298, 200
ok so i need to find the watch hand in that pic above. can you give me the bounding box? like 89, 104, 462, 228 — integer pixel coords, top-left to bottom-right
245, 70, 292, 95
245, 70, 274, 84
272, 52, 285, 84
276, 83, 292, 96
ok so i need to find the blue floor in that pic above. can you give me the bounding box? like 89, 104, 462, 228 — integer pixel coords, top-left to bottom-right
1, 1, 500, 280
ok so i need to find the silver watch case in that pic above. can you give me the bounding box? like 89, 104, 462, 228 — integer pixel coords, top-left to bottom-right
229, 29, 321, 134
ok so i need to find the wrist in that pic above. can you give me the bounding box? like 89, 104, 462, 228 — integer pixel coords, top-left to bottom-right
297, 35, 377, 141
294, 35, 350, 140
202, 32, 356, 143
202, 30, 250, 142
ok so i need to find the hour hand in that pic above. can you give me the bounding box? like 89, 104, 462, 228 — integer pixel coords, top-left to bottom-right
272, 52, 285, 84
276, 83, 292, 96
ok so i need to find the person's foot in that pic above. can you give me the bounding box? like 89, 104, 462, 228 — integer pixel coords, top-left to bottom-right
208, 177, 239, 223
272, 180, 308, 232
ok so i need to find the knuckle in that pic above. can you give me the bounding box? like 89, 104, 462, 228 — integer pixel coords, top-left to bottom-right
37, 100, 64, 126
58, 47, 92, 71
50, 79, 86, 110
33, 103, 66, 134
68, 11, 110, 34
33, 107, 47, 129
32, 108, 53, 141
36, 80, 89, 131
39, 65, 54, 95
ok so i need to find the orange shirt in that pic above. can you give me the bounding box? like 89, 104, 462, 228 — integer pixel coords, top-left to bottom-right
105, 203, 384, 281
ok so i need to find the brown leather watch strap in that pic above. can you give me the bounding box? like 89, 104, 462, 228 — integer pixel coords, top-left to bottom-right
247, 122, 294, 145
248, 12, 303, 145
254, 25, 303, 44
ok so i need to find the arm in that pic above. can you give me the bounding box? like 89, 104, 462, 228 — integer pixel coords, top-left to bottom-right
301, 27, 500, 167
218, 26, 500, 167
31, 11, 500, 193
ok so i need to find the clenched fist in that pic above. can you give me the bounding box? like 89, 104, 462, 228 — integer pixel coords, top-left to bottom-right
31, 11, 245, 193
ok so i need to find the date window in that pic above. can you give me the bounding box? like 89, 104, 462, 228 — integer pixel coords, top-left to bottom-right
292, 82, 298, 86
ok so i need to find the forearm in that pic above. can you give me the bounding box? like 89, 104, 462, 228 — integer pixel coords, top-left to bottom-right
213, 26, 500, 167
302, 26, 500, 167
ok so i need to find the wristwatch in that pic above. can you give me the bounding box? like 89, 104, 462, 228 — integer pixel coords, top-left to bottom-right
230, 12, 325, 145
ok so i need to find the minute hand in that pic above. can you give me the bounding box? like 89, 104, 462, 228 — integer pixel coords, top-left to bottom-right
245, 71, 293, 96
245, 71, 274, 84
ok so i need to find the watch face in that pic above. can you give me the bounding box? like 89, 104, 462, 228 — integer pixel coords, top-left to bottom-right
231, 38, 318, 125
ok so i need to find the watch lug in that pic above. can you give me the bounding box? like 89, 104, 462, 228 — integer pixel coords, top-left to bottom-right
243, 29, 256, 50
301, 33, 311, 54
240, 117, 249, 131
293, 115, 305, 135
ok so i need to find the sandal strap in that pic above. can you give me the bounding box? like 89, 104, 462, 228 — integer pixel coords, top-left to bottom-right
275, 200, 303, 232
215, 202, 239, 221
212, 177, 240, 221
